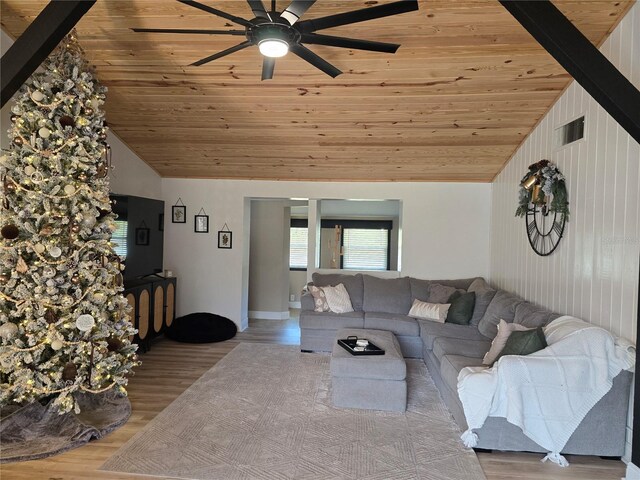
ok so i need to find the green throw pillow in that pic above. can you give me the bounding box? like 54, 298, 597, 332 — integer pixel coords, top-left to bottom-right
493, 327, 547, 365
445, 291, 476, 325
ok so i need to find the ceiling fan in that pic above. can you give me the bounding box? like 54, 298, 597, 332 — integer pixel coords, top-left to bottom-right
133, 0, 419, 80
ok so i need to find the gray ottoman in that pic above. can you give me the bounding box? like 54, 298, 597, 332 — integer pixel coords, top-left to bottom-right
331, 328, 407, 412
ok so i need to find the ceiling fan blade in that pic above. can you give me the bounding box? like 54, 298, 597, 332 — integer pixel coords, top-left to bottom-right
261, 57, 275, 80
297, 0, 418, 33
247, 0, 270, 19
190, 40, 253, 66
280, 0, 316, 25
177, 0, 254, 28
290, 44, 341, 77
132, 28, 246, 35
300, 33, 399, 53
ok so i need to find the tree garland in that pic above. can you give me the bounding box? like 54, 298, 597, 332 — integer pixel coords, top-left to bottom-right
515, 160, 570, 218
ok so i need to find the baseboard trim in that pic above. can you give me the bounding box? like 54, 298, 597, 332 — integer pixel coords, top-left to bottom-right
248, 310, 289, 320
289, 301, 301, 309
625, 462, 640, 479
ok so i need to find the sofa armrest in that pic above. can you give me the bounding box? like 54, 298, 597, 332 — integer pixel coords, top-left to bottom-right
301, 292, 315, 311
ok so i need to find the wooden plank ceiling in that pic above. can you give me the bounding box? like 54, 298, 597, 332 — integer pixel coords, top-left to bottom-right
1, 0, 633, 182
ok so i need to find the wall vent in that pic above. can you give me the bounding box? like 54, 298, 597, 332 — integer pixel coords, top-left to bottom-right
556, 116, 585, 147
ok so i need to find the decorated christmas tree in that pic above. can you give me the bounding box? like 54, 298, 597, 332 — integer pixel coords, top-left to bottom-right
0, 33, 138, 414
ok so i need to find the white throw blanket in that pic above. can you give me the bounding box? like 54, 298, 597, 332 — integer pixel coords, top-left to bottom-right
458, 316, 635, 467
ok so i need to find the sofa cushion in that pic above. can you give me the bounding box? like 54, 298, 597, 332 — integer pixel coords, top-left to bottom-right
514, 301, 560, 328
467, 278, 497, 326
430, 278, 479, 290
322, 283, 354, 313
493, 327, 547, 365
409, 300, 449, 323
432, 337, 491, 362
478, 290, 524, 339
427, 283, 460, 303
418, 319, 487, 350
446, 291, 476, 325
364, 312, 420, 337
312, 273, 364, 311
299, 310, 364, 330
440, 354, 485, 393
483, 319, 532, 365
410, 278, 431, 302
362, 275, 412, 314
308, 285, 330, 312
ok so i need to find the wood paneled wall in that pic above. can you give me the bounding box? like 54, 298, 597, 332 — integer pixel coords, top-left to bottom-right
490, 2, 639, 342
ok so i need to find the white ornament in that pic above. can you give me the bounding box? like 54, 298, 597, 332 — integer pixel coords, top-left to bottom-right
49, 246, 62, 258
38, 127, 51, 139
24, 165, 36, 176
34, 243, 46, 254
31, 90, 44, 102
63, 185, 76, 195
51, 339, 63, 350
82, 215, 96, 228
0, 322, 18, 340
76, 314, 95, 332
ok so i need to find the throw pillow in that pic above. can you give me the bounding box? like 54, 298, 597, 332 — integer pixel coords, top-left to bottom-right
482, 319, 531, 365
427, 283, 459, 303
322, 283, 354, 314
493, 327, 547, 365
309, 285, 329, 312
445, 291, 476, 325
408, 299, 450, 323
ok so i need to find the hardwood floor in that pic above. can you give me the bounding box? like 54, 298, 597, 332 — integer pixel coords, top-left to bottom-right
1, 313, 626, 480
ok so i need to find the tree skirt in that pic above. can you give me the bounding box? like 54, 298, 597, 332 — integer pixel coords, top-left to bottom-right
0, 391, 131, 463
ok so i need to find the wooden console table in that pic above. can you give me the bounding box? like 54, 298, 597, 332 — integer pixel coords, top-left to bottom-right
123, 276, 177, 352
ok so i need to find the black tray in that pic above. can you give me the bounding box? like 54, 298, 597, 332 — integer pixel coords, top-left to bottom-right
337, 336, 385, 356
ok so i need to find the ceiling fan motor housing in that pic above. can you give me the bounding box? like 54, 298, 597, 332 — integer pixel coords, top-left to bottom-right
249, 22, 301, 48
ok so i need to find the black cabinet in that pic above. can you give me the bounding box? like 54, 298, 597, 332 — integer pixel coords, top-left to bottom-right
123, 276, 177, 352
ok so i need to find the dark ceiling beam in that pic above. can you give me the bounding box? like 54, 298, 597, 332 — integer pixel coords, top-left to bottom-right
1, 0, 95, 107
500, 0, 640, 145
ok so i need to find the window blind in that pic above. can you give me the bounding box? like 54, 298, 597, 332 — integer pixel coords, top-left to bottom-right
112, 220, 128, 258
342, 228, 388, 271
289, 226, 308, 269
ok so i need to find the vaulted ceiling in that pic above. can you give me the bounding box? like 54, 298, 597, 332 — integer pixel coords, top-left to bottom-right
0, 1, 633, 181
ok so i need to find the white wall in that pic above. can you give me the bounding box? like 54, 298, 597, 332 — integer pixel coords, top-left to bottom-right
490, 3, 639, 463
162, 180, 491, 330
490, 2, 640, 342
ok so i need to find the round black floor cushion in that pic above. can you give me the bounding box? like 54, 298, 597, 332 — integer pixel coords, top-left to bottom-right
165, 312, 237, 343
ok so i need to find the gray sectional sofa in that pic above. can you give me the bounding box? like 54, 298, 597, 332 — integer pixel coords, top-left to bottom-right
300, 272, 633, 457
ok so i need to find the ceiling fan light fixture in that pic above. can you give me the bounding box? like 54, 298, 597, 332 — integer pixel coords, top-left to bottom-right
258, 38, 289, 57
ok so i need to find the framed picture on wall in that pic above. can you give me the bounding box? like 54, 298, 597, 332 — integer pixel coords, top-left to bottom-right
172, 205, 186, 223
195, 214, 209, 233
135, 227, 150, 246
218, 230, 232, 249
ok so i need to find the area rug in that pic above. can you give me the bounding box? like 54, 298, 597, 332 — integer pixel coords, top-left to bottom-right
1, 391, 131, 463
101, 343, 486, 480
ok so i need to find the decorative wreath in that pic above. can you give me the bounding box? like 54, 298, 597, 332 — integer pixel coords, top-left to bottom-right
515, 159, 569, 218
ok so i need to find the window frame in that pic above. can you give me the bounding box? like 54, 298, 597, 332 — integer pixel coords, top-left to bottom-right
321, 219, 392, 271
289, 218, 308, 271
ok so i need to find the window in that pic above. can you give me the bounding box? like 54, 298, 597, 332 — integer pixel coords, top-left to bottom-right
289, 219, 308, 270
322, 219, 392, 271
112, 220, 128, 258
556, 116, 585, 147
342, 228, 389, 271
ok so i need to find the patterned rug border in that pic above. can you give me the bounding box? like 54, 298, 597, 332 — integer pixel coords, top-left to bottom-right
101, 342, 486, 480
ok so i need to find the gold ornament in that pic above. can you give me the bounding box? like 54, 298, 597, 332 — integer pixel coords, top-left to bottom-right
31, 90, 45, 102
24, 165, 36, 176
38, 127, 51, 139
96, 163, 108, 178
0, 322, 18, 340
77, 172, 88, 182
71, 274, 81, 285
84, 107, 94, 116
10, 114, 18, 123
63, 185, 76, 195
70, 222, 81, 234
16, 256, 28, 274
93, 291, 106, 303
0, 273, 9, 283
34, 243, 46, 254
13, 137, 23, 146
